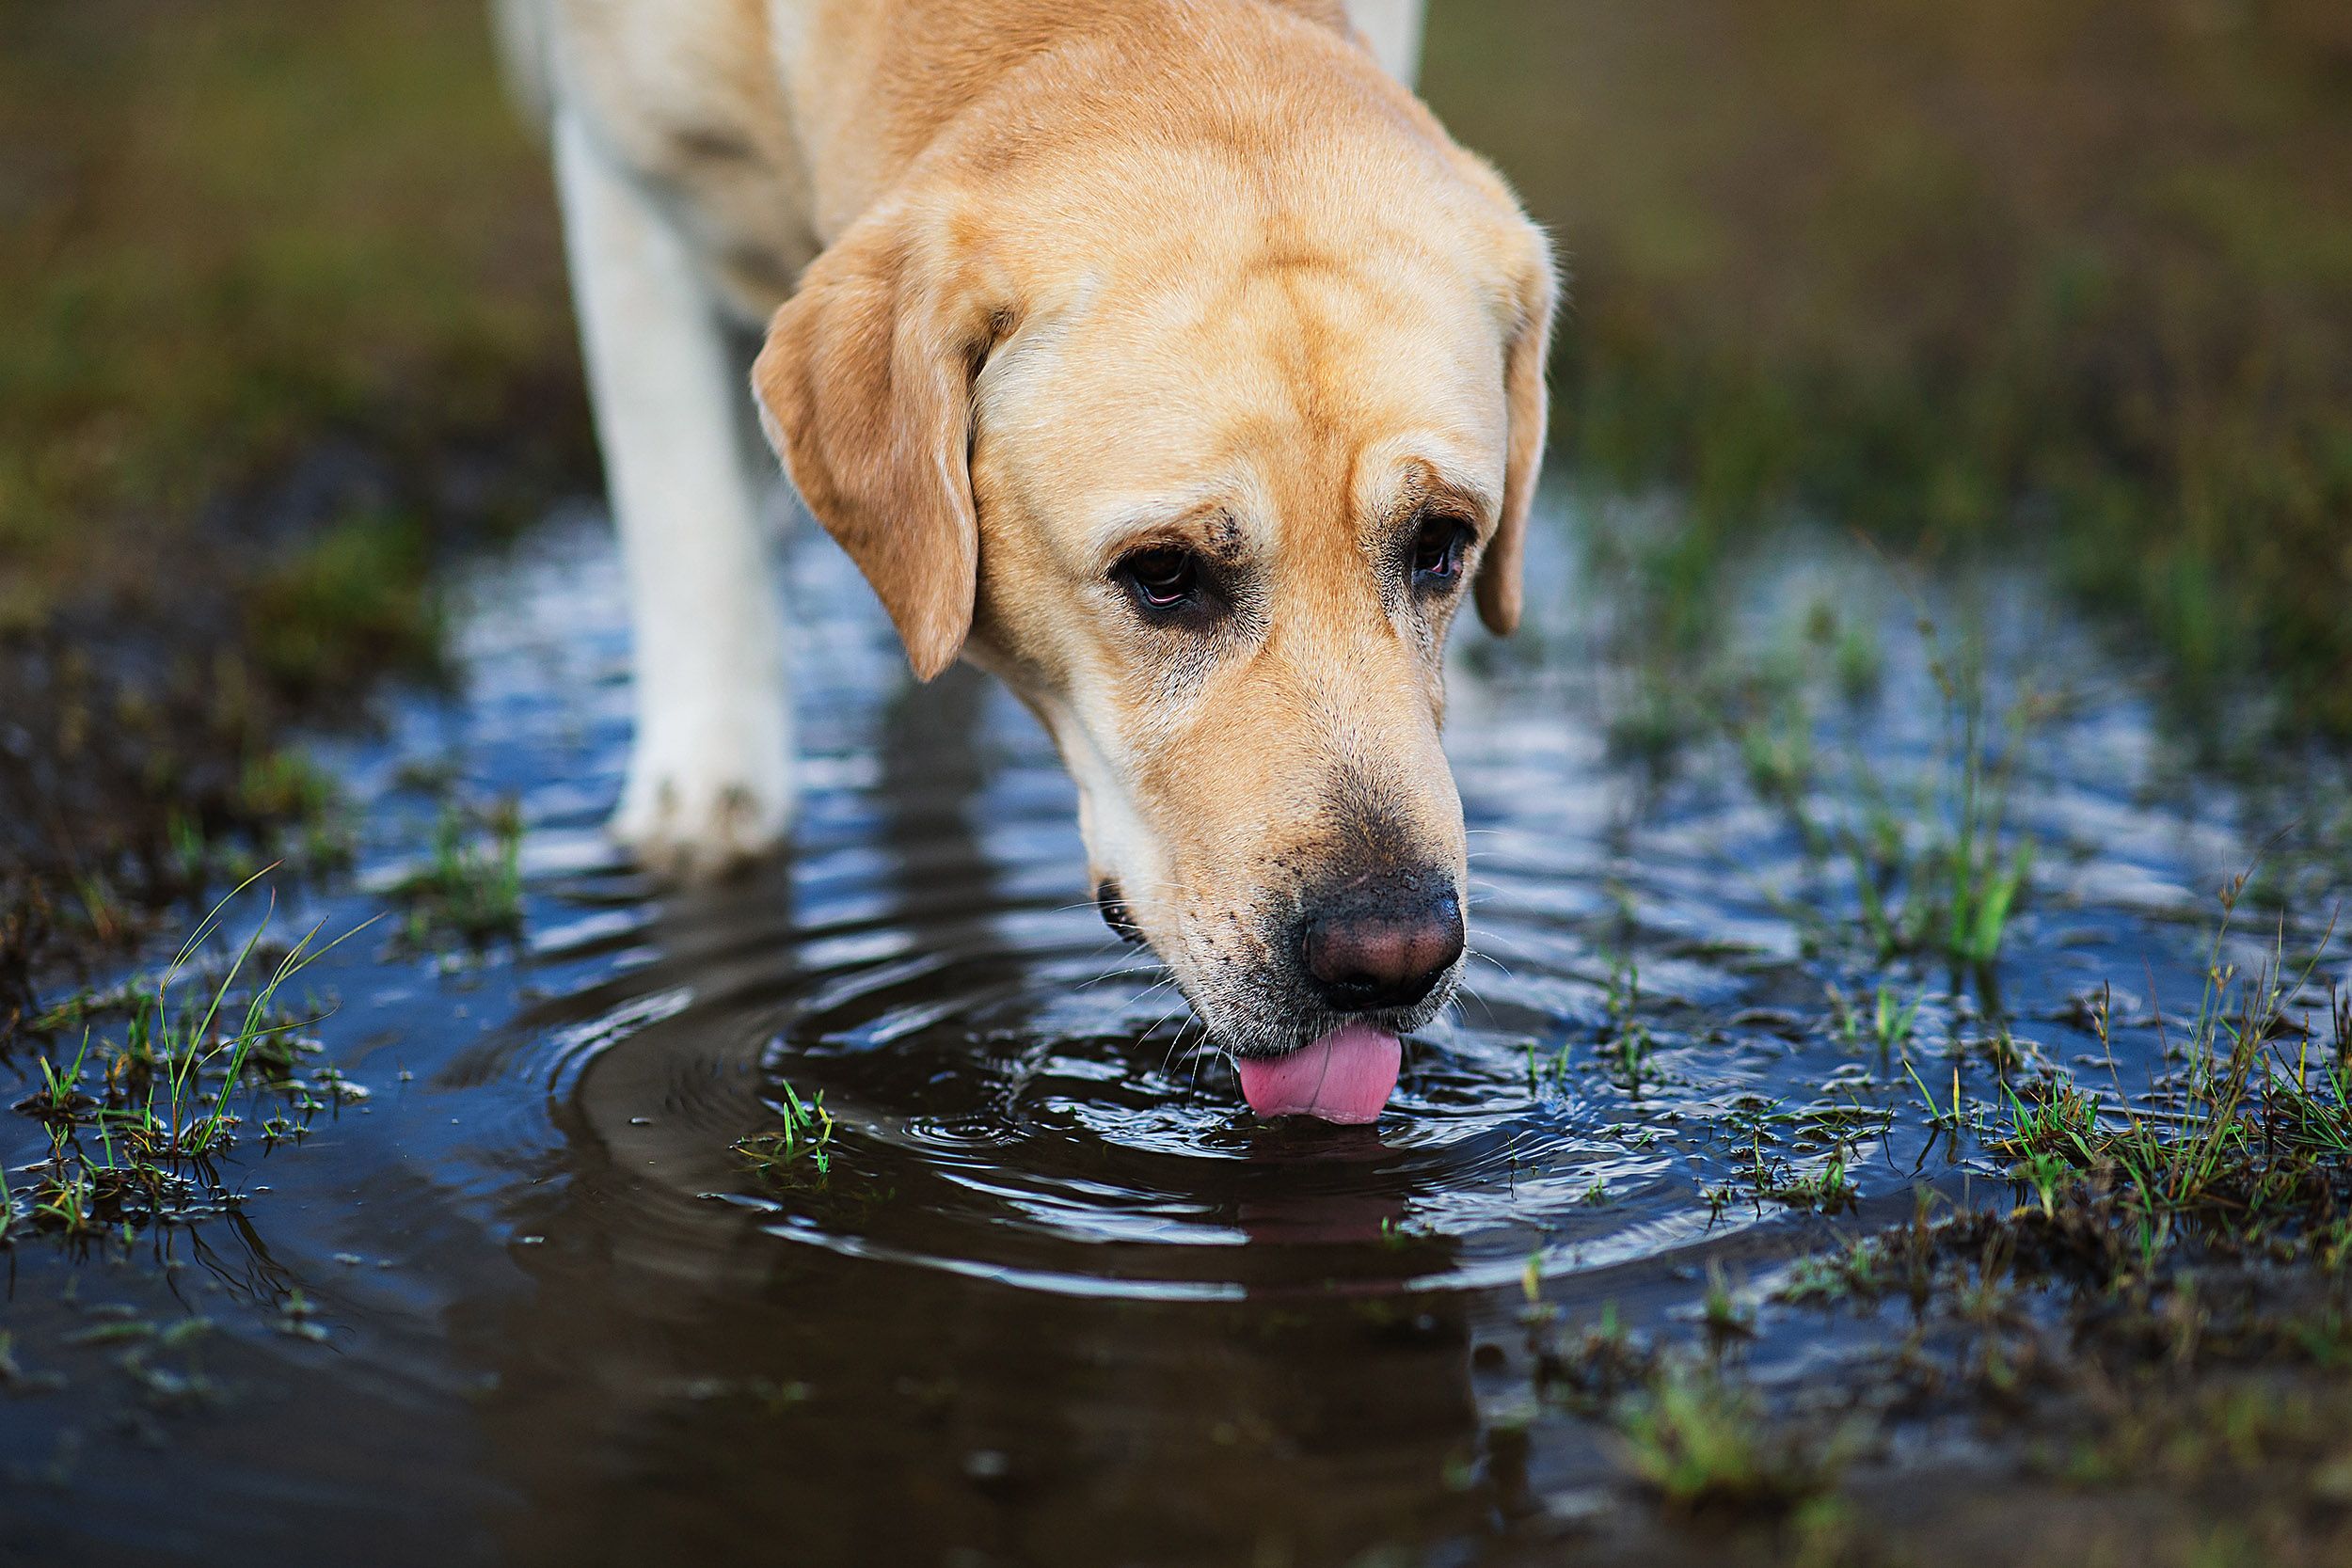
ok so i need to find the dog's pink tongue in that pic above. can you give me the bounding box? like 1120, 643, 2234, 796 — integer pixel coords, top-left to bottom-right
1235, 1023, 1402, 1124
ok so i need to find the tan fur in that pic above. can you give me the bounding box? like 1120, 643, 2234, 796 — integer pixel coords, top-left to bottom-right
513, 0, 1555, 1051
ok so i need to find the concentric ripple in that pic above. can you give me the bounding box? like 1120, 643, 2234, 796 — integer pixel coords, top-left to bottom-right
421, 509, 2320, 1313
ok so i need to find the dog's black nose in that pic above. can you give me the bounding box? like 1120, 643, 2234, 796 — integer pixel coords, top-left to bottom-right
1096, 879, 1142, 944
1296, 878, 1464, 1012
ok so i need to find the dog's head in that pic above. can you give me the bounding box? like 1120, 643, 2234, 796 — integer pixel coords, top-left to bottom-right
755, 31, 1553, 1074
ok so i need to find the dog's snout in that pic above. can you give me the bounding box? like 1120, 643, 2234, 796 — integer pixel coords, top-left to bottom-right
1295, 876, 1464, 1013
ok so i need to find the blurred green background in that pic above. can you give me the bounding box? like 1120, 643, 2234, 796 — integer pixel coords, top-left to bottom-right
1425, 0, 2352, 731
2, 0, 2348, 989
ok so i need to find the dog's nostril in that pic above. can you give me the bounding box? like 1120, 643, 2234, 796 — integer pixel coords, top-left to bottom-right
1297, 886, 1464, 1012
1096, 879, 1142, 945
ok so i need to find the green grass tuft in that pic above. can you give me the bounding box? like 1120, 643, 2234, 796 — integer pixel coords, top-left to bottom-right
733, 1078, 838, 1187
4, 874, 368, 1244
1989, 879, 2350, 1271
1614, 1360, 1849, 1514
390, 799, 525, 950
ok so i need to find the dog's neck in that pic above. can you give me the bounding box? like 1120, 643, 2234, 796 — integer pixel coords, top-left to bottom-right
774, 0, 1401, 244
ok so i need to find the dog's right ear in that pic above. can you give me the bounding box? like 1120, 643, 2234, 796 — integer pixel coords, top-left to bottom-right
753, 208, 1001, 681
1474, 219, 1558, 640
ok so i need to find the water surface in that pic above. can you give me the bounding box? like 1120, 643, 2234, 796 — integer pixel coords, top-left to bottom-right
4, 493, 2345, 1566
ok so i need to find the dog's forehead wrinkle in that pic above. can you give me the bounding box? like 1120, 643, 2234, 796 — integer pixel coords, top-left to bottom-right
1037, 241, 1492, 430
1099, 508, 1258, 573
1368, 451, 1503, 531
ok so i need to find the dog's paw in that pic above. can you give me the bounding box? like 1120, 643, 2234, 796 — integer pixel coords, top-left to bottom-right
611, 735, 793, 880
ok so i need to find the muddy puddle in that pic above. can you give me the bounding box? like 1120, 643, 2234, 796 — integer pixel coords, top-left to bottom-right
5, 491, 2347, 1566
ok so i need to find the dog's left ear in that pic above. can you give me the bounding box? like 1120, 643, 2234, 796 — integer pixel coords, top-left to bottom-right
1475, 225, 1558, 638
753, 205, 1004, 680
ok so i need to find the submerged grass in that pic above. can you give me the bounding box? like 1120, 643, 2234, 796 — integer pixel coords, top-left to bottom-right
1786, 608, 2042, 971
1759, 1200, 2352, 1558
4, 875, 369, 1244
734, 1078, 838, 1187
390, 799, 525, 950
1830, 983, 1923, 1055
1527, 948, 1658, 1096
1520, 1292, 1854, 1520
1987, 877, 2350, 1272
1601, 951, 1655, 1090
1570, 854, 2352, 1545
1752, 876, 2352, 1528
1589, 502, 2042, 975
1614, 1360, 1847, 1515
1847, 620, 2038, 968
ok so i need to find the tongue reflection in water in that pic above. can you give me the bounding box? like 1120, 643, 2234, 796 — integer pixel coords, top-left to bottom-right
1232, 1022, 1404, 1124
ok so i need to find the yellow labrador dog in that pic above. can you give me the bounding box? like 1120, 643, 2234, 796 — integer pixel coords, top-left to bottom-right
498, 0, 1553, 1121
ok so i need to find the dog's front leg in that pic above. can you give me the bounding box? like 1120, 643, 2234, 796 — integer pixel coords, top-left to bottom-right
553, 114, 792, 877
1344, 0, 1425, 87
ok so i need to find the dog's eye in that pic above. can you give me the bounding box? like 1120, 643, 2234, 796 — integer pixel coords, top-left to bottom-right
1117, 546, 1203, 615
1410, 515, 1474, 587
